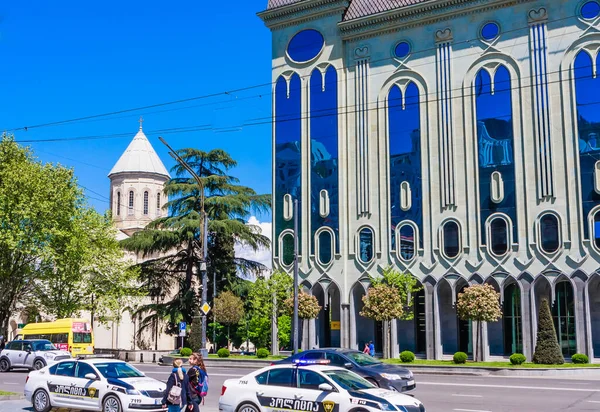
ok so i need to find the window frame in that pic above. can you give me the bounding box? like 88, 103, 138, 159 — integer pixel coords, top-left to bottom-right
279, 230, 295, 268
537, 212, 562, 255
116, 191, 121, 216
315, 228, 335, 267
128, 190, 135, 216
75, 362, 97, 379
143, 191, 149, 215
296, 369, 335, 391
357, 226, 375, 264
395, 221, 418, 262
440, 219, 462, 260
486, 214, 512, 258
265, 367, 295, 388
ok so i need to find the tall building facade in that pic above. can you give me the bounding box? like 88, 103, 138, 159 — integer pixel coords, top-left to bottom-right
260, 0, 600, 360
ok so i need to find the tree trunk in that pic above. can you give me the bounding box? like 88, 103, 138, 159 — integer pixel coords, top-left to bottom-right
227, 324, 231, 350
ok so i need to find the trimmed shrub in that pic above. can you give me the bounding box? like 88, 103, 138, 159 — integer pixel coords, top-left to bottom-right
533, 299, 565, 365
179, 347, 192, 357
400, 351, 415, 363
453, 352, 468, 364
217, 348, 230, 358
256, 348, 269, 359
509, 353, 526, 365
571, 354, 589, 364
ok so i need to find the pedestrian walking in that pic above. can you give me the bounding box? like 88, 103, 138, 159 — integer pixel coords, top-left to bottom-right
187, 352, 209, 411
362, 342, 369, 354
368, 340, 375, 357
162, 359, 192, 412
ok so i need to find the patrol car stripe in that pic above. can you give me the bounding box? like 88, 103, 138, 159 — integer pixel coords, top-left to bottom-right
256, 395, 338, 412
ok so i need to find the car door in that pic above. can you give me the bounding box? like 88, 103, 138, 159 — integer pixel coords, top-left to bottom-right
254, 367, 296, 411
6, 342, 24, 367
295, 369, 343, 412
22, 342, 34, 368
72, 361, 103, 410
47, 361, 78, 408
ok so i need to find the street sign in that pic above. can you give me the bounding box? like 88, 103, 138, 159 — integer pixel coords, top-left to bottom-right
179, 322, 186, 337
200, 303, 211, 315
330, 321, 340, 330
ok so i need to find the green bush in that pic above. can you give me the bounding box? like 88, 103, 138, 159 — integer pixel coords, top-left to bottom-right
217, 348, 230, 358
571, 354, 589, 364
509, 353, 526, 365
179, 347, 192, 357
256, 348, 269, 359
533, 299, 565, 365
453, 352, 468, 364
400, 351, 415, 363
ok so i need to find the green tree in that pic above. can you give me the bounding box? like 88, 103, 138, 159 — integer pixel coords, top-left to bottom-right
0, 136, 86, 336
360, 283, 404, 359
121, 148, 270, 336
213, 291, 245, 348
456, 284, 502, 362
370, 266, 422, 320
533, 298, 564, 365
284, 291, 321, 319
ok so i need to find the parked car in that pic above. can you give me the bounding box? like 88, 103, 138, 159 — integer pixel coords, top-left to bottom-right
273, 348, 415, 392
0, 339, 72, 372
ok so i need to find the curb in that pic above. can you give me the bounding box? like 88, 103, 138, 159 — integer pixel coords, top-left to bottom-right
0, 395, 24, 401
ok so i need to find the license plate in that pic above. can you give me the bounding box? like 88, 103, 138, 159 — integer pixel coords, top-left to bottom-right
407, 380, 415, 386
155, 399, 161, 405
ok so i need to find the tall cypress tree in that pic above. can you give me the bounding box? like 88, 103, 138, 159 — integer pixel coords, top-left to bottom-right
533, 298, 564, 364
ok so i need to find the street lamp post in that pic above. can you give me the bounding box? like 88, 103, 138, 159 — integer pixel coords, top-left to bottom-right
159, 137, 209, 355
292, 199, 299, 355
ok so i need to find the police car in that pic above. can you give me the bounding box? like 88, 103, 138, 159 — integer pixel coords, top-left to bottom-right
24, 358, 166, 412
219, 360, 425, 412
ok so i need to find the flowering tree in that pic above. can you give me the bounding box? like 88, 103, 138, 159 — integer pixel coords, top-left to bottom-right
456, 284, 502, 362
360, 283, 404, 358
284, 291, 321, 319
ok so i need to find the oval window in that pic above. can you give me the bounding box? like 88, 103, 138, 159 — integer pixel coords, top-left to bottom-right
399, 225, 415, 260
490, 217, 509, 256
282, 233, 295, 266
287, 29, 324, 62
359, 228, 374, 263
394, 41, 411, 59
443, 221, 460, 258
594, 211, 600, 249
540, 214, 560, 254
582, 1, 600, 19
318, 231, 333, 265
481, 22, 500, 41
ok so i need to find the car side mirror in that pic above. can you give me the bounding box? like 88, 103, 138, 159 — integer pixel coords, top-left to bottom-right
318, 383, 333, 392
84, 373, 98, 380
343, 362, 353, 369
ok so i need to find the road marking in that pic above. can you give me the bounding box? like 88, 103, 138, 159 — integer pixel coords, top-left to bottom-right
419, 381, 600, 392
588, 401, 600, 403
1, 382, 20, 385
452, 394, 483, 398
453, 409, 492, 412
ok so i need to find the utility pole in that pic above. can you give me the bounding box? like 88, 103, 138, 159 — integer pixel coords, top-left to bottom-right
292, 199, 299, 355
159, 137, 209, 356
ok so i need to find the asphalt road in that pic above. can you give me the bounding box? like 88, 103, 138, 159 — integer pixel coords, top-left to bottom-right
2, 363, 600, 411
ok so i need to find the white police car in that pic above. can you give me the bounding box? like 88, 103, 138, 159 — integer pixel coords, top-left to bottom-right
219, 360, 425, 412
24, 358, 166, 412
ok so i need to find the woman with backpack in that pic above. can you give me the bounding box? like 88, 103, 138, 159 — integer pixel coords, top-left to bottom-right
162, 359, 193, 412
187, 352, 208, 411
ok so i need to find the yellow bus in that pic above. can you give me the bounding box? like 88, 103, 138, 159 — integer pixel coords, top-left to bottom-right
19, 318, 94, 356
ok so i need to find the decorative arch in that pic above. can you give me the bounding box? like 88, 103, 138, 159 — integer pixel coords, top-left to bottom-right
350, 281, 376, 351
586, 273, 600, 357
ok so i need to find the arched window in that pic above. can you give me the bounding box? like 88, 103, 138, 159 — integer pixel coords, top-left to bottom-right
503, 283, 522, 355
553, 281, 576, 357
156, 193, 161, 216
540, 214, 559, 253
275, 73, 302, 260
489, 217, 509, 256
317, 231, 333, 265
574, 51, 600, 240
388, 82, 422, 251
398, 224, 415, 260
443, 221, 460, 258
143, 191, 149, 215
475, 66, 517, 249
281, 233, 295, 266
310, 66, 339, 256
116, 192, 121, 216
358, 228, 374, 263
128, 191, 134, 216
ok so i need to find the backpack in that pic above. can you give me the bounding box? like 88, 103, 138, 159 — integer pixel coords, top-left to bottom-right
190, 367, 208, 399
167, 373, 182, 404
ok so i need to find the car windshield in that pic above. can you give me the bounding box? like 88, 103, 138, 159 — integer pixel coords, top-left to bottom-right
323, 370, 375, 390
95, 362, 144, 379
345, 351, 381, 366
32, 341, 57, 351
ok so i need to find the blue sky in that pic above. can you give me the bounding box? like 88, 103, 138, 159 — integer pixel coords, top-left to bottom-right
0, 0, 273, 221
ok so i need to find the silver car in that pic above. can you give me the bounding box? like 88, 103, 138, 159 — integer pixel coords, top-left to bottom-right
0, 339, 71, 371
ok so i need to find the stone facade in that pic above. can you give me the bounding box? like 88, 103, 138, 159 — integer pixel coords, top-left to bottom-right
260, 0, 600, 361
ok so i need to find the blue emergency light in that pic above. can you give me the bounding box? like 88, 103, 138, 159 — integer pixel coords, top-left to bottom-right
292, 359, 331, 366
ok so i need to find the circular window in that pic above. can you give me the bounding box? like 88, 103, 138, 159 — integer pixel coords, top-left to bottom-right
287, 29, 324, 63
443, 221, 460, 258
399, 225, 415, 260
489, 217, 509, 256
481, 22, 500, 41
540, 214, 560, 254
358, 228, 374, 263
281, 233, 295, 266
317, 230, 333, 265
582, 1, 600, 19
394, 41, 411, 59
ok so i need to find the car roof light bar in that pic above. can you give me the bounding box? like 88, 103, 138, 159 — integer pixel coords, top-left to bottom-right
292, 359, 331, 366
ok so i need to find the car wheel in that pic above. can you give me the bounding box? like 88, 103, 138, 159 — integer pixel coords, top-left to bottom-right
237, 402, 261, 412
366, 377, 380, 387
103, 395, 122, 412
33, 360, 45, 370
32, 389, 52, 412
0, 358, 9, 372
